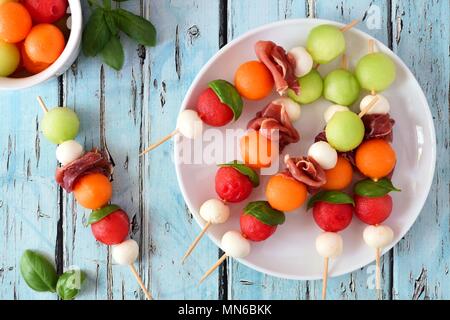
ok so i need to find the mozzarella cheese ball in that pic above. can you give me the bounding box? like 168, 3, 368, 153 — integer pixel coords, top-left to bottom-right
359, 94, 390, 115
273, 97, 301, 122
288, 46, 313, 77
308, 141, 338, 170
199, 199, 230, 224
221, 230, 251, 258
55, 140, 83, 166
316, 232, 343, 258
177, 110, 203, 139
323, 104, 349, 123
112, 239, 139, 265
363, 225, 394, 249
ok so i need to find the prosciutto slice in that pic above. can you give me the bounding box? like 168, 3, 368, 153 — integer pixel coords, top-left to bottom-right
283, 154, 326, 189
247, 102, 300, 151
362, 113, 395, 142
55, 148, 114, 192
255, 41, 299, 96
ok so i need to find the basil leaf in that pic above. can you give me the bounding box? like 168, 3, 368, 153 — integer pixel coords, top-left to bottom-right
104, 11, 118, 35
244, 201, 285, 226
101, 36, 124, 71
354, 178, 401, 197
307, 191, 355, 210
111, 9, 156, 46
88, 204, 121, 225
82, 8, 111, 57
218, 161, 259, 187
20, 250, 58, 293
209, 80, 243, 121
56, 270, 86, 300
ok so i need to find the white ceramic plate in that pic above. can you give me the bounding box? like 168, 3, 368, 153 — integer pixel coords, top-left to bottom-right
174, 19, 436, 280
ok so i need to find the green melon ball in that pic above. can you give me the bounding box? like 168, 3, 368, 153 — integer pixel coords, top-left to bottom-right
288, 69, 323, 104
325, 111, 365, 152
0, 40, 20, 77
41, 108, 80, 144
306, 25, 345, 64
323, 69, 360, 106
355, 52, 396, 92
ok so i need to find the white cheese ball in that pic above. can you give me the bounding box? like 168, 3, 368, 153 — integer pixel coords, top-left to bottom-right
363, 225, 394, 249
359, 94, 390, 115
308, 141, 338, 170
112, 239, 139, 265
55, 140, 84, 166
288, 46, 314, 77
316, 232, 343, 258
199, 199, 230, 224
221, 231, 251, 259
273, 97, 301, 122
323, 104, 349, 123
177, 110, 203, 139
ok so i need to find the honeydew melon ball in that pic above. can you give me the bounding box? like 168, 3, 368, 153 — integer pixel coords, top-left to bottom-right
0, 40, 20, 77
355, 52, 396, 92
325, 110, 364, 152
306, 25, 345, 64
287, 69, 323, 104
41, 107, 80, 144
323, 69, 360, 106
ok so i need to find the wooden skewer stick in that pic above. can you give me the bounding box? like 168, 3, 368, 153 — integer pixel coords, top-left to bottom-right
37, 96, 48, 113
340, 19, 359, 32
340, 53, 348, 69
129, 264, 153, 300
375, 247, 381, 291
199, 253, 228, 284
181, 221, 212, 264
322, 257, 329, 300
140, 129, 179, 156
358, 95, 379, 118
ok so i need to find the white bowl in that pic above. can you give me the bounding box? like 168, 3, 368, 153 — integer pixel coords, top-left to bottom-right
175, 19, 436, 280
0, 0, 82, 90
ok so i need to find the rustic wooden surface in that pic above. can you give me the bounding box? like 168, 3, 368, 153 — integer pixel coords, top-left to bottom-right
0, 0, 448, 300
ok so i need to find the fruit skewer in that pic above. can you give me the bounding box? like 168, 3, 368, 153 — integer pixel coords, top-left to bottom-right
37, 96, 153, 300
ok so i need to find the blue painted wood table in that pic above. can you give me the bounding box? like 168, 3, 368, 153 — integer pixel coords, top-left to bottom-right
0, 0, 448, 300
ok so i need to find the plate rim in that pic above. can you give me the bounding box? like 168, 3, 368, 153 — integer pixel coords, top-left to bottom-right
174, 18, 437, 280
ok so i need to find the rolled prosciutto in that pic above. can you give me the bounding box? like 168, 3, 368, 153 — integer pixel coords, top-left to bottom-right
55, 148, 114, 192
255, 40, 299, 96
247, 102, 300, 151
362, 113, 395, 142
283, 154, 326, 189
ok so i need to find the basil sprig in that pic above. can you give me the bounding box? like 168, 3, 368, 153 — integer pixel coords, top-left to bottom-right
354, 178, 401, 197
56, 270, 86, 300
83, 0, 157, 70
307, 191, 355, 210
244, 201, 285, 226
218, 161, 259, 187
87, 204, 121, 225
209, 80, 243, 121
20, 250, 58, 293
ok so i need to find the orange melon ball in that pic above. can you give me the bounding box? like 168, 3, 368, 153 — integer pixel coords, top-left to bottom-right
355, 139, 396, 180
266, 174, 307, 212
240, 130, 273, 168
322, 156, 353, 190
20, 44, 49, 74
73, 173, 113, 210
234, 61, 274, 100
0, 2, 32, 43
24, 23, 65, 64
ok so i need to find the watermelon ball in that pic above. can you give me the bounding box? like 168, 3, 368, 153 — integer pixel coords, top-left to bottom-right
215, 166, 253, 203
354, 194, 393, 225
313, 201, 353, 232
90, 205, 130, 245
22, 0, 68, 24
240, 213, 276, 242
196, 88, 234, 127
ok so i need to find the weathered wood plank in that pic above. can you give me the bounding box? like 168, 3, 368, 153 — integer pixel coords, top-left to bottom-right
391, 0, 450, 300
142, 0, 221, 299
312, 0, 393, 300
0, 81, 60, 299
